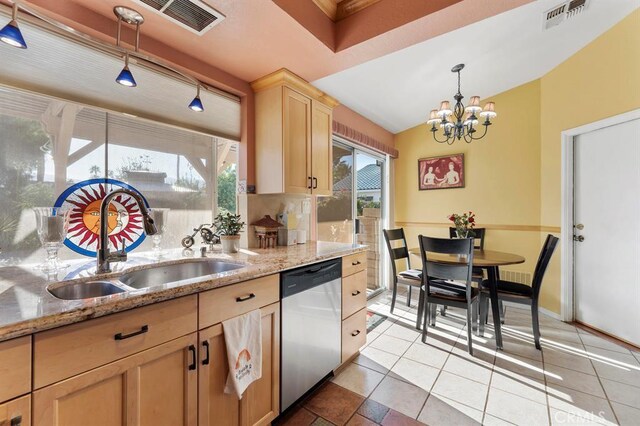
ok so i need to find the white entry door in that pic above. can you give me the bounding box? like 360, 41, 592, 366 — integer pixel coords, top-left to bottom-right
574, 118, 640, 346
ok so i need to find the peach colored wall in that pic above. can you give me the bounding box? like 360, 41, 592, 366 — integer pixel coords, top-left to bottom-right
333, 105, 394, 148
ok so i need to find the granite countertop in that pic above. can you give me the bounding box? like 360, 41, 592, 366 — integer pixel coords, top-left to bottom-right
0, 241, 366, 342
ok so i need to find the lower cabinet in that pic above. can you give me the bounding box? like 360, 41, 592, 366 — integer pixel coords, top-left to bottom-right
32, 333, 198, 426
198, 302, 280, 426
0, 395, 31, 426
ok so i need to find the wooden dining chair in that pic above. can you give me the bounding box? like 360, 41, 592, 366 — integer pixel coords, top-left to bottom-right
383, 228, 423, 314
416, 236, 478, 355
479, 234, 559, 350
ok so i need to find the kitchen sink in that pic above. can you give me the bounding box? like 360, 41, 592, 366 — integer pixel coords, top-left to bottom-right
48, 280, 126, 300
119, 259, 245, 289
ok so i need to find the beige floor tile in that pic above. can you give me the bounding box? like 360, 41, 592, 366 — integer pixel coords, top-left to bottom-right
431, 371, 489, 411
543, 346, 596, 375
490, 370, 547, 404
331, 363, 385, 398
485, 387, 549, 426
369, 376, 428, 419
369, 334, 412, 356
600, 378, 640, 409
389, 357, 440, 392
611, 402, 640, 426
403, 341, 450, 370
591, 358, 640, 388
584, 345, 638, 365
482, 414, 517, 425
364, 330, 380, 347
549, 407, 615, 425
354, 346, 400, 374
384, 322, 421, 342
494, 352, 545, 380
442, 352, 493, 385
547, 383, 617, 425
417, 395, 482, 426
499, 336, 544, 362
579, 333, 632, 354
544, 364, 606, 398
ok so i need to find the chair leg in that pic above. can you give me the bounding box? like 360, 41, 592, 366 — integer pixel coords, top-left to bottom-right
478, 294, 486, 337
407, 286, 412, 307
499, 300, 506, 324
466, 303, 474, 356
430, 303, 437, 326
532, 302, 541, 350
416, 287, 424, 330
422, 301, 429, 343
390, 281, 398, 314
471, 299, 478, 332
441, 305, 447, 316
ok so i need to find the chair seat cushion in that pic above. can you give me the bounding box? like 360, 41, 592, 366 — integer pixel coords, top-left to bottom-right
399, 269, 422, 280
424, 280, 478, 301
481, 279, 533, 297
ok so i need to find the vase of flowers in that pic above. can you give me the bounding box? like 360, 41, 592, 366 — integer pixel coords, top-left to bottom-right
448, 211, 476, 238
213, 212, 245, 253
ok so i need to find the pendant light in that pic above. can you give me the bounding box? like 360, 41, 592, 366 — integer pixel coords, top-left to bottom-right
189, 85, 204, 112
0, 2, 27, 49
113, 6, 144, 88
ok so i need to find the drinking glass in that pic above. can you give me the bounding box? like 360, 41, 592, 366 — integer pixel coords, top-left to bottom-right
150, 208, 169, 258
33, 207, 71, 272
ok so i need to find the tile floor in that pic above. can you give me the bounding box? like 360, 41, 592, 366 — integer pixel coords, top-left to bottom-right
275, 289, 640, 426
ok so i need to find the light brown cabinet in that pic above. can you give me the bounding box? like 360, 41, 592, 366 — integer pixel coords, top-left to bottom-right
198, 302, 280, 426
341, 253, 368, 363
0, 395, 31, 426
252, 69, 338, 195
32, 333, 198, 426
0, 336, 31, 404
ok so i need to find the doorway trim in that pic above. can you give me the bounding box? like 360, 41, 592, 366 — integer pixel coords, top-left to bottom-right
560, 108, 640, 322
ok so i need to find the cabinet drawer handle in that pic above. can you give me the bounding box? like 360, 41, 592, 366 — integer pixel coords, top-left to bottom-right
351, 330, 361, 337
312, 177, 318, 189
307, 176, 312, 189
352, 261, 361, 266
236, 293, 256, 302
202, 341, 210, 366
10, 415, 22, 426
351, 290, 361, 296
114, 325, 148, 340
188, 345, 197, 370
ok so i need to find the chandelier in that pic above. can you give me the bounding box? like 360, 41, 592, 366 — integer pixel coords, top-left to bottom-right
427, 64, 497, 144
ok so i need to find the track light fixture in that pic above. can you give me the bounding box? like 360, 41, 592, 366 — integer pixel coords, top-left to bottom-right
0, 2, 27, 49
189, 85, 204, 112
113, 6, 144, 88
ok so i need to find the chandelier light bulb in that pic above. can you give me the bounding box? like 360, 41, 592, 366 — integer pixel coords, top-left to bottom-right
437, 101, 452, 117
465, 96, 482, 114
479, 101, 497, 118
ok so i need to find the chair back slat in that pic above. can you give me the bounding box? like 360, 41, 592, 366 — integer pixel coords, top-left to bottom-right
531, 234, 559, 296
383, 228, 411, 278
426, 261, 472, 281
449, 227, 486, 250
422, 236, 473, 255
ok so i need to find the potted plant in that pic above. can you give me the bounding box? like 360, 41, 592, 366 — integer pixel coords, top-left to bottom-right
448, 211, 476, 238
213, 212, 245, 253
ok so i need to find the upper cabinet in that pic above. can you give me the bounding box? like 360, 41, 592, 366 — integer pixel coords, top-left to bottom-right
252, 69, 339, 196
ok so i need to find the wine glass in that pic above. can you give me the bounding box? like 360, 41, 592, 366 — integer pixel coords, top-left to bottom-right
33, 207, 71, 272
150, 208, 169, 258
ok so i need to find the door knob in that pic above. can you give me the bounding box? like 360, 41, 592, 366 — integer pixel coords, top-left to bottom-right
574, 224, 584, 230
573, 235, 585, 242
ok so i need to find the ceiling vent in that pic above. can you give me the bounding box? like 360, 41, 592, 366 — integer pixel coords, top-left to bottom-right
544, 0, 590, 29
135, 0, 225, 35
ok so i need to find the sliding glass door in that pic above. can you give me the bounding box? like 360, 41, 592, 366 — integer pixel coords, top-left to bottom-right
317, 139, 387, 297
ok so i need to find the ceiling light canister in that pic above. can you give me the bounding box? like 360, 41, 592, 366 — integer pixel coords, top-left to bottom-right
189, 85, 204, 112
0, 2, 27, 49
116, 53, 137, 87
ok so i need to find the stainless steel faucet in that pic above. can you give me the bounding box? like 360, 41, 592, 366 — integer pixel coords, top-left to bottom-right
96, 188, 157, 274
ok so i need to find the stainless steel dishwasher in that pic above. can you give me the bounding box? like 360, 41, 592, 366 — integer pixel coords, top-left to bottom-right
280, 258, 342, 412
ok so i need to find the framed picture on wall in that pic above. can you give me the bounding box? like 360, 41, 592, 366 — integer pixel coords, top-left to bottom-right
418, 153, 465, 190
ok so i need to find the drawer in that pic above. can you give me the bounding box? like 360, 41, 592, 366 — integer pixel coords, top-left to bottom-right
199, 274, 279, 328
342, 252, 366, 277
342, 270, 367, 320
0, 336, 31, 403
0, 395, 31, 426
34, 295, 197, 389
341, 308, 367, 363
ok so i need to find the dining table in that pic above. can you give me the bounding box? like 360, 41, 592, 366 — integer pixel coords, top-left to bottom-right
408, 248, 525, 349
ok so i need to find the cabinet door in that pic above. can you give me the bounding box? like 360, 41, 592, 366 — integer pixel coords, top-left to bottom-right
198, 324, 240, 426
241, 302, 280, 426
33, 333, 198, 426
311, 101, 333, 196
283, 87, 312, 194
0, 395, 31, 426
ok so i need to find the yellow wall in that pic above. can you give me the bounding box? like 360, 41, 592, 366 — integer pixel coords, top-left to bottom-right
394, 9, 640, 314
538, 9, 640, 312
